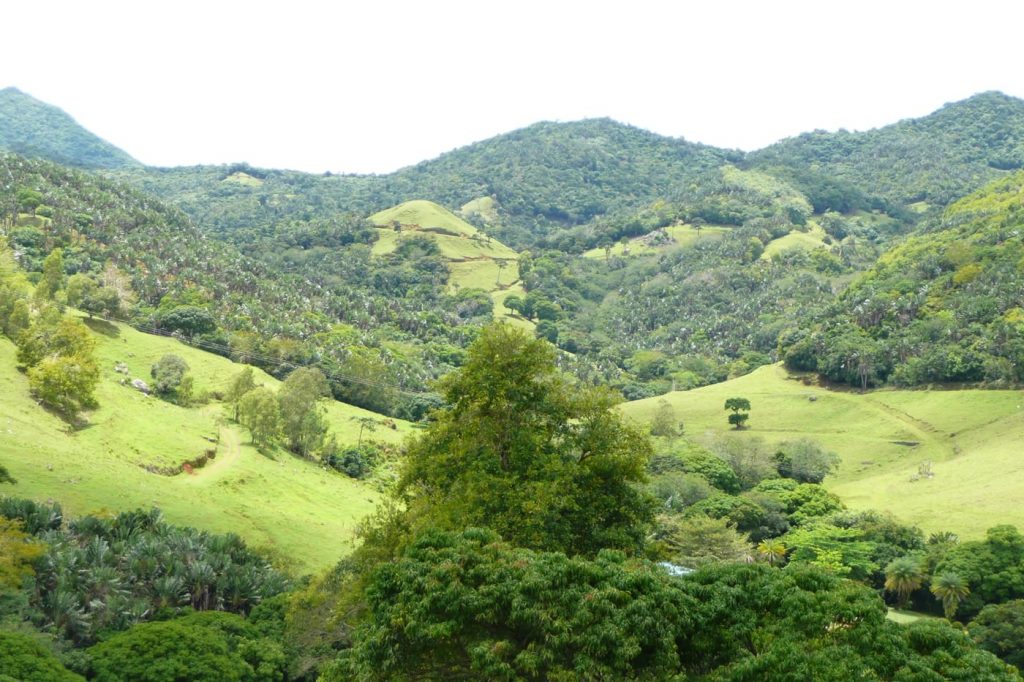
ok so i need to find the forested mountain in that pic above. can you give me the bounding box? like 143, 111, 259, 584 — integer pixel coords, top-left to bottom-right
0, 88, 139, 170
105, 91, 1024, 254
0, 155, 487, 418
115, 118, 732, 250
781, 171, 1024, 388
749, 91, 1024, 211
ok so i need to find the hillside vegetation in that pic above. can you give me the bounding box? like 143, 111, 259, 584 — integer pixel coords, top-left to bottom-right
781, 171, 1024, 388
0, 312, 413, 572
750, 91, 1024, 209
0, 87, 138, 169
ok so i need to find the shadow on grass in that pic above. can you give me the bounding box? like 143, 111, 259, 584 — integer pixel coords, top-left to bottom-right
82, 317, 121, 338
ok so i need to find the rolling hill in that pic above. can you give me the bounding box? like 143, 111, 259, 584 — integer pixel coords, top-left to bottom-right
0, 312, 414, 573
623, 363, 1024, 539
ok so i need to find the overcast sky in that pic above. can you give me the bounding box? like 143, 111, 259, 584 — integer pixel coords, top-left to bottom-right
2, 0, 1022, 174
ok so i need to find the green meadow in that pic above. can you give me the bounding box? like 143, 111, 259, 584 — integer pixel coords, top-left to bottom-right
623, 364, 1024, 540
760, 221, 828, 259
583, 224, 730, 259
0, 314, 416, 572
369, 200, 523, 322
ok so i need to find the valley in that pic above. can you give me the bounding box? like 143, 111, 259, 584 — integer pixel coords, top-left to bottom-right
2, 85, 1024, 680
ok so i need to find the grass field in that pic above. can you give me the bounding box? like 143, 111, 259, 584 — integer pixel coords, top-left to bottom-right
369, 200, 524, 322
583, 224, 729, 259
623, 364, 1024, 540
0, 315, 416, 572
761, 222, 828, 259
370, 199, 481, 237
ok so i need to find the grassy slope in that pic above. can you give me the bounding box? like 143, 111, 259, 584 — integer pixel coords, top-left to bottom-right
370, 200, 481, 238
582, 224, 729, 259
622, 364, 1024, 539
369, 200, 526, 324
761, 222, 828, 259
0, 315, 416, 572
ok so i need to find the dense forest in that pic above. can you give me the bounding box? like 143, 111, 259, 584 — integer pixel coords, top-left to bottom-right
3, 87, 1024, 679
782, 172, 1024, 388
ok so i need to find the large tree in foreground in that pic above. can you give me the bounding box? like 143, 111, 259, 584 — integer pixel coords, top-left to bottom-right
329, 530, 1017, 682
394, 323, 654, 557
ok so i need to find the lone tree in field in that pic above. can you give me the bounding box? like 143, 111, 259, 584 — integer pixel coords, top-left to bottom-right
724, 397, 751, 429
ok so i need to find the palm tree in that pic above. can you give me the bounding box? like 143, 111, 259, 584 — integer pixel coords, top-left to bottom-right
884, 556, 924, 609
756, 538, 787, 566
930, 572, 970, 620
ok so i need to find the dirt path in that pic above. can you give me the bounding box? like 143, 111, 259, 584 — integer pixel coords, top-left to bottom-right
187, 426, 241, 481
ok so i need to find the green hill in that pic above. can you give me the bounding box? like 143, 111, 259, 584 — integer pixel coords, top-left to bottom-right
369, 200, 527, 325
0, 312, 414, 572
0, 87, 139, 169
750, 91, 1024, 211
0, 155, 480, 417
622, 364, 1024, 540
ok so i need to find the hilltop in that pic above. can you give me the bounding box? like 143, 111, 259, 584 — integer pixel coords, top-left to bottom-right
0, 87, 139, 169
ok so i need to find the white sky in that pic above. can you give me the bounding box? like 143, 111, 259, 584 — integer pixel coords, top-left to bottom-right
2, 0, 1022, 174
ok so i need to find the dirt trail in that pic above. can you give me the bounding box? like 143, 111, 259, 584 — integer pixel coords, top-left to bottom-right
187, 426, 241, 481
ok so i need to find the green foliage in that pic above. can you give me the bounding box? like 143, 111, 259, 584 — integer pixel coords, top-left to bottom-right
150, 354, 190, 398
2, 503, 288, 644
652, 513, 753, 566
932, 572, 971, 620
969, 600, 1024, 669
238, 387, 281, 449
66, 273, 119, 318
0, 518, 44, 589
393, 323, 654, 557
935, 524, 1024, 619
646, 471, 713, 513
707, 434, 776, 490
224, 366, 257, 421
155, 305, 216, 337
774, 438, 840, 483
278, 367, 329, 458
86, 611, 286, 682
16, 314, 99, 418
785, 523, 880, 580
750, 91, 1024, 209
885, 555, 926, 608
665, 442, 741, 493
334, 534, 1016, 681
783, 171, 1024, 388
332, 528, 698, 681
28, 354, 100, 417
0, 630, 83, 682
649, 398, 681, 437
724, 396, 751, 429
34, 247, 64, 301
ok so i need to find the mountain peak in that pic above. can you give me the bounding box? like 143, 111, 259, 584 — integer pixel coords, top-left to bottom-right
0, 86, 139, 169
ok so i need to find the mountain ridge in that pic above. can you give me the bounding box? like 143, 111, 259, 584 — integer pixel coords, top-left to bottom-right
0, 86, 140, 169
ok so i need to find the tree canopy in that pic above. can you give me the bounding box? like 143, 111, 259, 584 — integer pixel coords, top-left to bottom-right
394, 323, 654, 557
